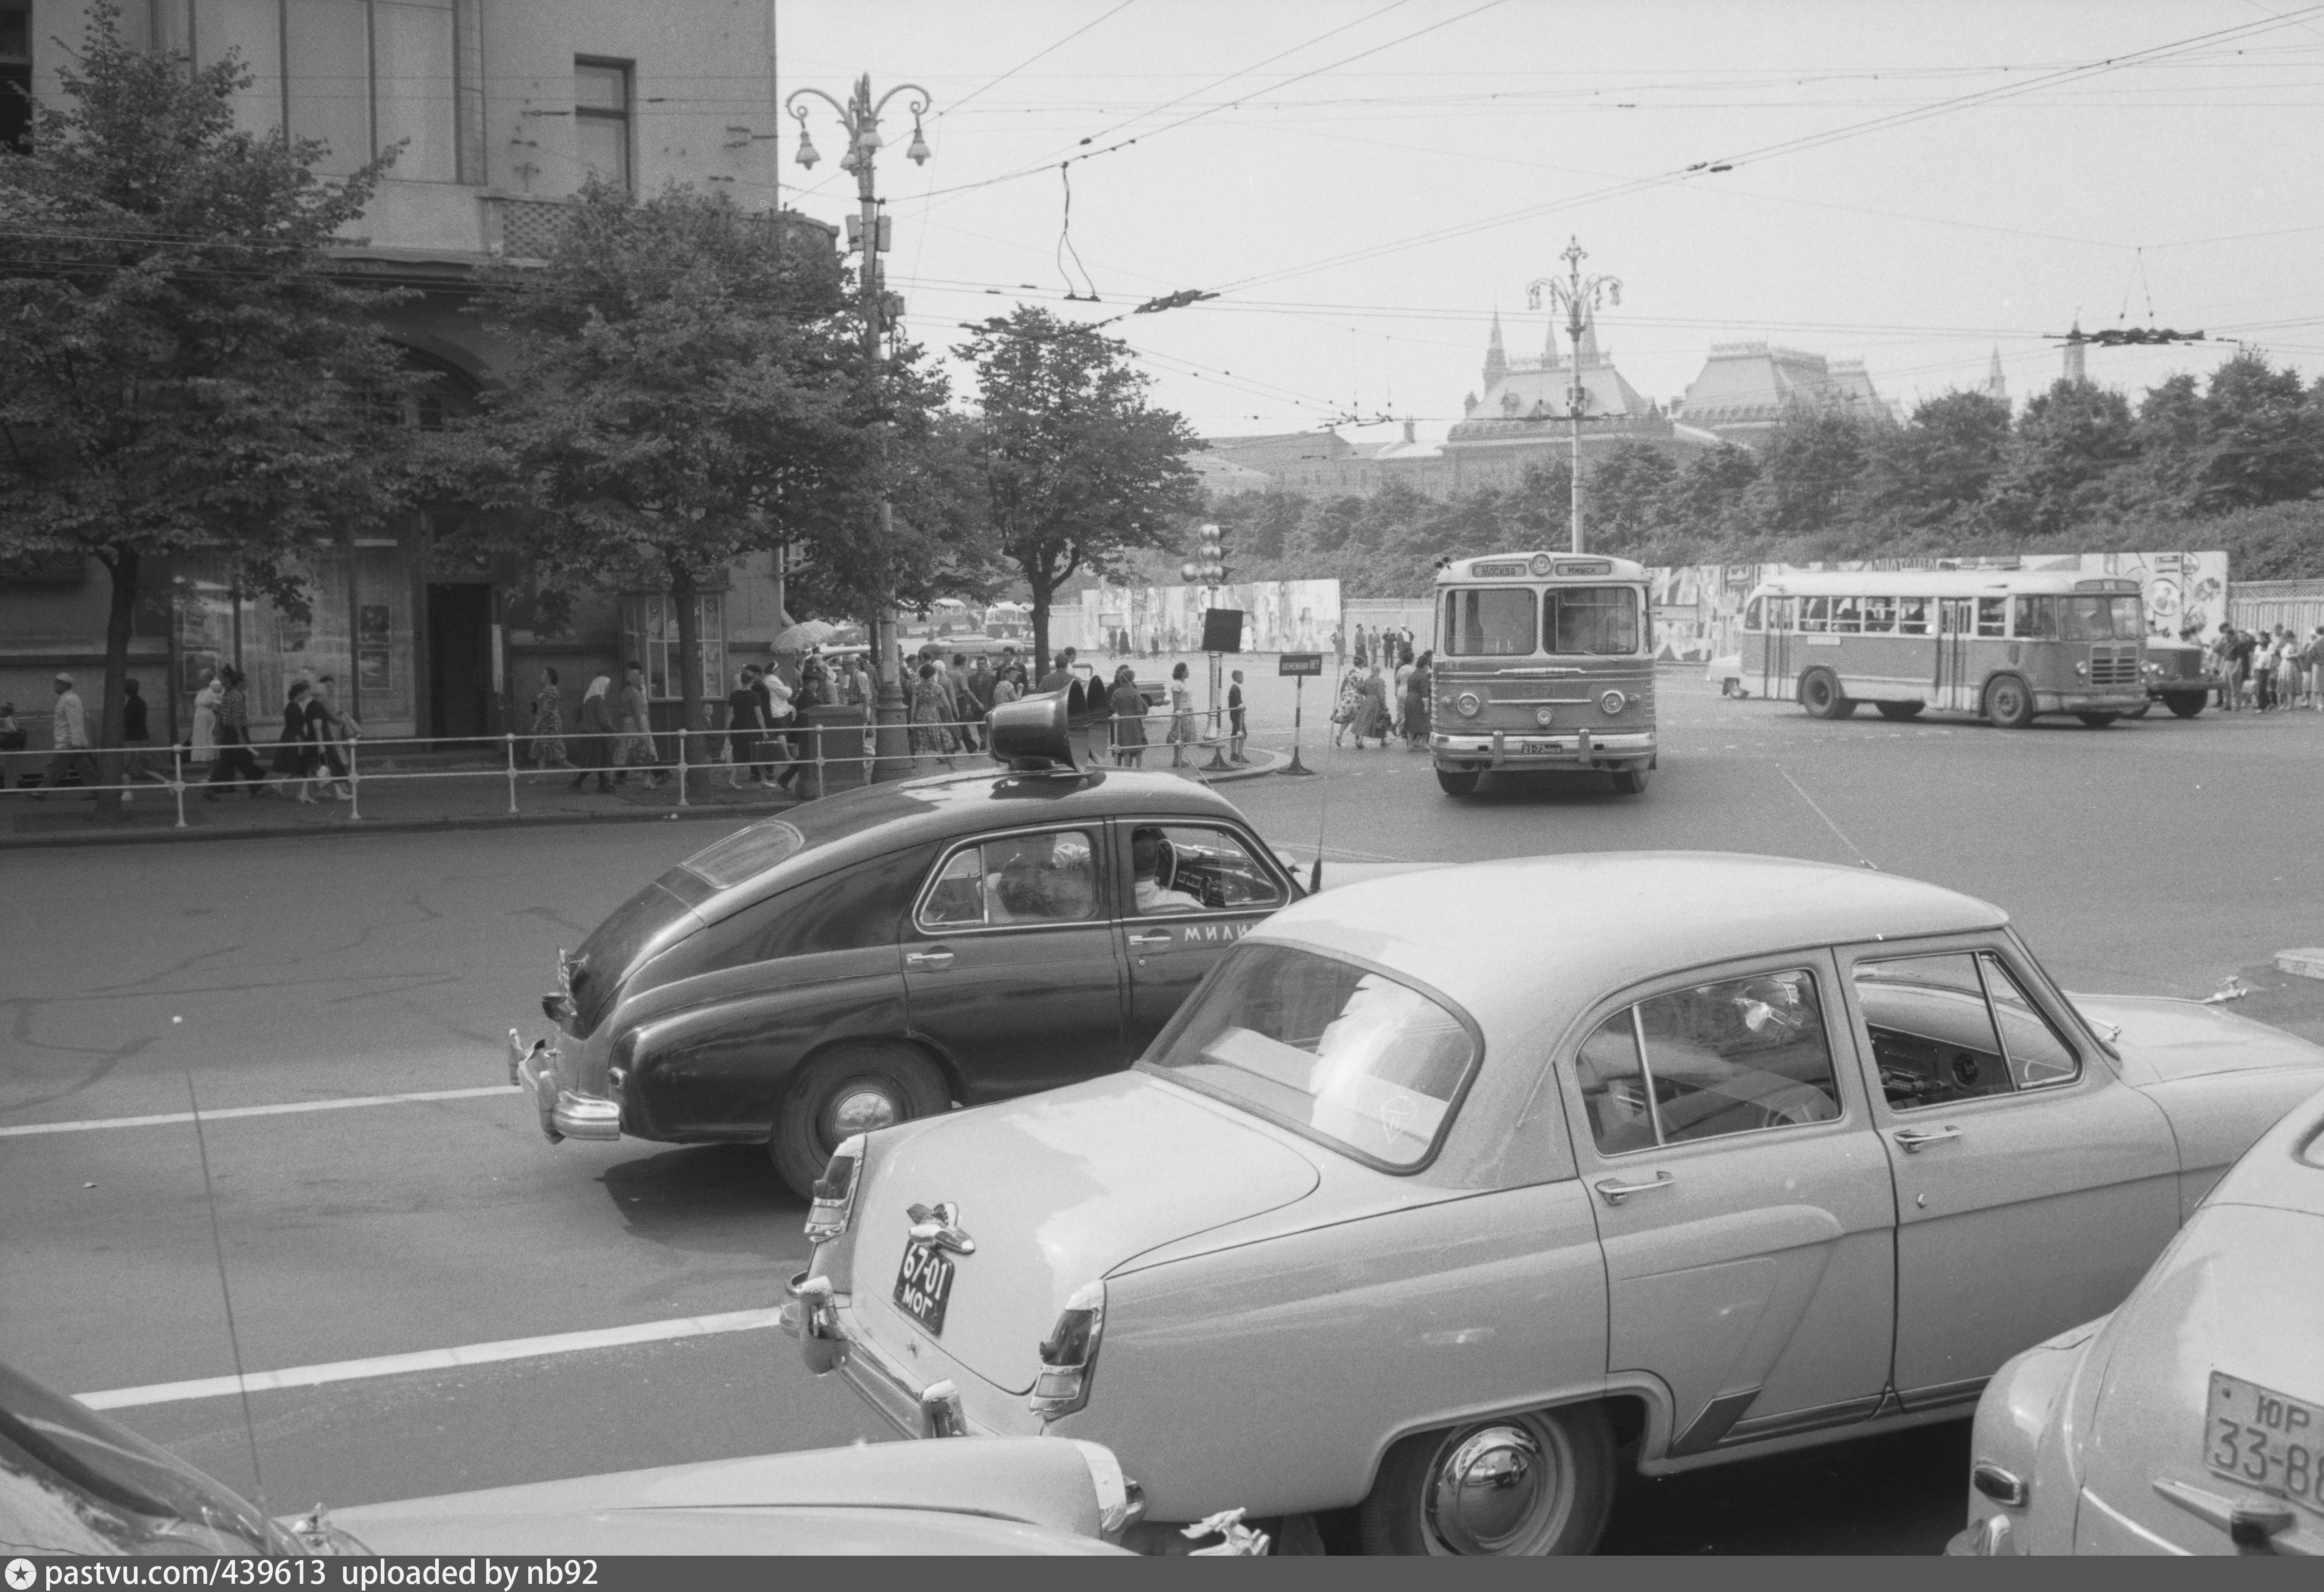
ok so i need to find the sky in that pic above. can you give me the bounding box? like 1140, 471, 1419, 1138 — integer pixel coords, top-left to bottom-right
772, 1, 2324, 450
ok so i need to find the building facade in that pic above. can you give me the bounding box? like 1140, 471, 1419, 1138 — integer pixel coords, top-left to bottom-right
2, 0, 832, 745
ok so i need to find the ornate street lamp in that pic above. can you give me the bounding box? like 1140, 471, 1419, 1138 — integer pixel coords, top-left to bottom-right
787, 75, 931, 779
1528, 236, 1622, 556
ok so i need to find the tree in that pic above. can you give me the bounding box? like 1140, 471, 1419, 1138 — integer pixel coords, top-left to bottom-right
953, 308, 1202, 675
444, 181, 924, 783
1587, 441, 1680, 555
0, 2, 412, 814
1861, 390, 2012, 531
1743, 408, 1871, 542
2189, 350, 2324, 514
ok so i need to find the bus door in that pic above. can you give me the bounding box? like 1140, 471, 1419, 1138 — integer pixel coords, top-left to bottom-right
1935, 598, 1975, 712
1760, 604, 1792, 701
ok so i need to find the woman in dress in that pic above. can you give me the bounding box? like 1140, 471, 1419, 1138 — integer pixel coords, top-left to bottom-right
1166, 661, 1196, 768
189, 670, 223, 771
909, 662, 958, 767
271, 679, 323, 802
1403, 651, 1434, 750
1351, 663, 1391, 750
1391, 649, 1417, 740
569, 676, 616, 793
1109, 665, 1149, 767
528, 669, 571, 771
1331, 663, 1365, 747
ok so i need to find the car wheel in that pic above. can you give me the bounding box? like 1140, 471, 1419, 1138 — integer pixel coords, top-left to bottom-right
1435, 767, 1480, 797
1798, 668, 1855, 720
1983, 674, 2035, 729
769, 1043, 948, 1200
2075, 711, 2120, 728
1357, 1405, 1615, 1556
2164, 691, 2206, 719
1873, 701, 1924, 721
1610, 764, 1650, 795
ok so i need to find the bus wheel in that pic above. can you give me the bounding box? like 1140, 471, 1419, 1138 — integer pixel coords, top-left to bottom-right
1610, 764, 1651, 795
1799, 668, 1855, 720
1436, 767, 1480, 797
2164, 692, 2207, 719
1984, 675, 2036, 729
1874, 701, 1924, 721
2076, 711, 2120, 728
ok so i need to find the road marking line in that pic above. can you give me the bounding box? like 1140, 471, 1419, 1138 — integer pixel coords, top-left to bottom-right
77, 1307, 787, 1410
0, 1085, 522, 1139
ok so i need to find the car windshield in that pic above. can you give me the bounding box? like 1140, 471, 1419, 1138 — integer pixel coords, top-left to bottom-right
0, 1363, 288, 1555
1140, 943, 1478, 1169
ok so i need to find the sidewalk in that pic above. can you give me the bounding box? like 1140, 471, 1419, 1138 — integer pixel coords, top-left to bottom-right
0, 739, 1288, 850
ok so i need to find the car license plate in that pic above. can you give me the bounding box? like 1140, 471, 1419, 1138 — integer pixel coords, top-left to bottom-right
1517, 739, 1557, 754
2207, 1372, 2323, 1517
893, 1240, 954, 1336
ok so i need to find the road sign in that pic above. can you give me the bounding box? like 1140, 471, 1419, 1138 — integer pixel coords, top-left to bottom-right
1278, 652, 1323, 677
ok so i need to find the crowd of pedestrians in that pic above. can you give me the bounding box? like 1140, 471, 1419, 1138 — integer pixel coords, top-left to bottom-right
1328, 631, 1434, 752
2210, 624, 2324, 712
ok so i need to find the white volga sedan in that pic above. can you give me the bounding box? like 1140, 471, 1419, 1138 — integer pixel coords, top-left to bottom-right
781, 853, 2324, 1556
1951, 1081, 2324, 1556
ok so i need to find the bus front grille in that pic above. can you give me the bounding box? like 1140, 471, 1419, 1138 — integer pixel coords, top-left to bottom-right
2088, 647, 2141, 687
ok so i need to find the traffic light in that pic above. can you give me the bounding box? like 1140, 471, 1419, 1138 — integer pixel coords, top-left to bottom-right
1179, 523, 1228, 586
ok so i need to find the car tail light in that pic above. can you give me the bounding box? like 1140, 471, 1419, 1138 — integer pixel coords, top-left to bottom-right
1029, 1281, 1105, 1420
803, 1135, 865, 1244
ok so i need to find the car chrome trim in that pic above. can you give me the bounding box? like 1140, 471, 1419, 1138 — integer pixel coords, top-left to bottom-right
2154, 1478, 2318, 1554
1894, 1376, 1989, 1412
1725, 1393, 1885, 1445
1666, 1387, 1761, 1458
1972, 1462, 2028, 1507
549, 1091, 619, 1140
1064, 1441, 1144, 1542
1592, 1171, 1675, 1205
919, 1379, 968, 1438
1892, 1125, 1962, 1152
804, 1136, 866, 1243
905, 1200, 976, 1255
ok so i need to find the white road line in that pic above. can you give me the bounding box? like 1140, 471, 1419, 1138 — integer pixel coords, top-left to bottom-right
77, 1307, 787, 1410
0, 1085, 522, 1139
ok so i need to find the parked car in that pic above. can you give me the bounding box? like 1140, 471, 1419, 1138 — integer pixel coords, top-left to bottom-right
508, 696, 1304, 1197
2139, 636, 2221, 718
1949, 1080, 2324, 1556
0, 1356, 1154, 1555
785, 852, 2324, 1555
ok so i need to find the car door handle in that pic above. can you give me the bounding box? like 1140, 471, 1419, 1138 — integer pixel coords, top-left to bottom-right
904, 948, 955, 970
1127, 931, 1173, 948
1892, 1125, 1961, 1152
1593, 1172, 1674, 1206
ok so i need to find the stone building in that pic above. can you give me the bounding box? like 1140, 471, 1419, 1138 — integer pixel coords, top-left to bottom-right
1, 0, 832, 745
1668, 341, 1894, 446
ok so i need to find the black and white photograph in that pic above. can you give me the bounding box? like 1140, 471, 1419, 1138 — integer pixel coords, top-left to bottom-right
4, 0, 2322, 1565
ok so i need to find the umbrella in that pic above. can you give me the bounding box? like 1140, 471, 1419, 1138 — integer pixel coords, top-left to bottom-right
772, 620, 840, 652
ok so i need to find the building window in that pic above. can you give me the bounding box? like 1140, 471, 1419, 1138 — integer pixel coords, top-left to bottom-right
621, 593, 724, 704
267, 0, 457, 182
574, 59, 632, 192
0, 0, 29, 153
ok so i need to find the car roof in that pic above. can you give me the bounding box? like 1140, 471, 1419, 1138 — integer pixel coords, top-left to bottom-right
1251, 851, 2007, 1035
1749, 570, 2144, 599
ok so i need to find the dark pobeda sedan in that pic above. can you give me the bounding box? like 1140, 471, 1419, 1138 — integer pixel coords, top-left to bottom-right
508, 700, 1304, 1196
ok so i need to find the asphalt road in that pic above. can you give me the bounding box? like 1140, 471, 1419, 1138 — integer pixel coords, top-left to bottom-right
5, 669, 2320, 1551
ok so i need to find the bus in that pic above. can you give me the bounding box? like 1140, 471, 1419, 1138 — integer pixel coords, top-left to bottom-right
1430, 551, 1657, 796
1740, 569, 2148, 728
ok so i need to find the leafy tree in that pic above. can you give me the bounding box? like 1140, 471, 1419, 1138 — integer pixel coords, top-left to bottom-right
443, 181, 929, 780
0, 2, 411, 811
1666, 442, 1761, 542
1993, 378, 2140, 539
1587, 441, 1680, 553
2189, 351, 2323, 514
1861, 390, 2011, 530
1743, 408, 1871, 540
953, 307, 1202, 674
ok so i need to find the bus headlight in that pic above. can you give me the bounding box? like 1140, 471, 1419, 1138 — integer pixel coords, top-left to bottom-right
1600, 690, 1627, 715
1455, 692, 1482, 719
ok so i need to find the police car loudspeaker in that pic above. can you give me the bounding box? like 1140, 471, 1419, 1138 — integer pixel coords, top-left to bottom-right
988, 693, 1079, 772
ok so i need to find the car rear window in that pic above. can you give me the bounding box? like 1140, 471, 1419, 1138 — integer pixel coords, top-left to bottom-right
1141, 943, 1479, 1170
679, 820, 807, 889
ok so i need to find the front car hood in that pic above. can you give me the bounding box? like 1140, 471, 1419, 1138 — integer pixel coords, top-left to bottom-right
323, 1438, 1124, 1555
2070, 993, 2324, 1085
847, 1073, 1322, 1394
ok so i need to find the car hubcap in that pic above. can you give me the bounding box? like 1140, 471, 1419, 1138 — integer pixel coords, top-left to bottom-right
828, 1086, 900, 1140
1425, 1423, 1568, 1554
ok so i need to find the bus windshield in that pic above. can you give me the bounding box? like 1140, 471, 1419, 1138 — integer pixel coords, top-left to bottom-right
1442, 589, 1535, 656
2014, 595, 2143, 640
1442, 585, 1642, 657
1548, 588, 1640, 655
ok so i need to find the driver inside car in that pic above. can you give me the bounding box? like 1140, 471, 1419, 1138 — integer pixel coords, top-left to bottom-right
1131, 827, 1204, 914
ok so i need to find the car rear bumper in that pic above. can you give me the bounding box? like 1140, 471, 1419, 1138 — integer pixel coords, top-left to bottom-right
506, 1030, 621, 1143
1432, 729, 1654, 769
783, 1274, 1001, 1440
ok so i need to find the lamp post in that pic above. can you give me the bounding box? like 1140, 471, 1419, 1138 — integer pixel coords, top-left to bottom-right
789, 74, 931, 780
1528, 236, 1622, 556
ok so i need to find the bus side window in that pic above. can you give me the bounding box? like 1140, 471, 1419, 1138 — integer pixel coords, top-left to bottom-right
2013, 596, 2056, 639
1975, 598, 2007, 637
1772, 597, 1794, 630
1800, 597, 1829, 633
1832, 597, 1864, 634
1745, 598, 1763, 632
1897, 597, 1930, 636
1862, 596, 1896, 635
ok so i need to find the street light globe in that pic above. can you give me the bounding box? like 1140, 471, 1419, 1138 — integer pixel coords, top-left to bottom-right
794, 128, 820, 169
907, 118, 932, 165
1180, 563, 1201, 582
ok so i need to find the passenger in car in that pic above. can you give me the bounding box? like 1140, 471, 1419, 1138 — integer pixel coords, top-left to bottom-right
1132, 828, 1204, 914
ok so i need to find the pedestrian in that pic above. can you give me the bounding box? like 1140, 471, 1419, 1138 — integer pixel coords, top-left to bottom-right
205, 668, 268, 798
189, 669, 222, 768
1109, 665, 1149, 767
967, 654, 996, 719
724, 668, 764, 789
1352, 627, 1368, 670
528, 669, 571, 770
991, 664, 1023, 710
762, 666, 808, 793
118, 678, 159, 796
1164, 661, 1198, 768
1330, 663, 1363, 747
1392, 649, 1416, 739
615, 663, 660, 787
569, 676, 616, 793
36, 672, 99, 800
2210, 626, 2238, 711
947, 653, 980, 753
1332, 625, 1346, 671
2251, 630, 2277, 712
2274, 627, 2303, 713
1404, 651, 1434, 750
1227, 668, 1248, 764
2308, 627, 2324, 711
313, 675, 359, 798
909, 662, 958, 766
0, 701, 24, 790
1350, 663, 1391, 750
2230, 627, 2258, 712
269, 679, 323, 803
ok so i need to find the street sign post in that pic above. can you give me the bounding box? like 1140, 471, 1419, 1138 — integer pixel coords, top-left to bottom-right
1278, 652, 1322, 776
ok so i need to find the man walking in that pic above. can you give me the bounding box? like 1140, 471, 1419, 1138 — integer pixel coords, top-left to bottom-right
616, 663, 660, 786
205, 667, 268, 798
37, 673, 99, 798
1227, 669, 1248, 764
